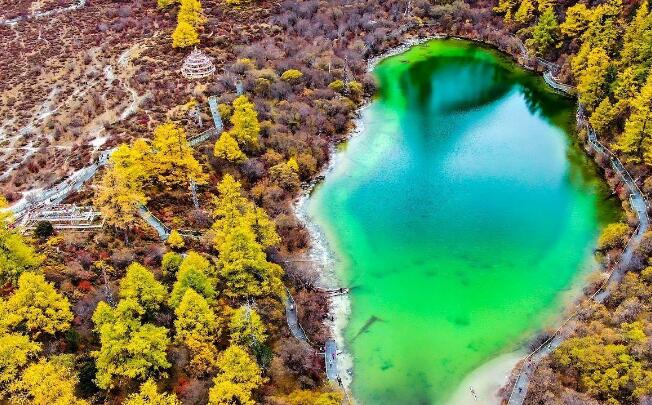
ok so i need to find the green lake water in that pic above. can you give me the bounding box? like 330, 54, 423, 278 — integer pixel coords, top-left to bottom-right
306, 40, 621, 404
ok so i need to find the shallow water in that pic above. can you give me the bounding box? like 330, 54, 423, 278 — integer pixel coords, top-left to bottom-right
307, 39, 620, 404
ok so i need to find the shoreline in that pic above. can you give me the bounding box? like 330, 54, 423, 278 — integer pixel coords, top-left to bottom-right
292, 105, 372, 393
293, 30, 620, 404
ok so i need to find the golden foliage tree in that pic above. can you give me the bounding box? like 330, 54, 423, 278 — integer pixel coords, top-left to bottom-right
10, 355, 88, 405
0, 197, 43, 286
211, 174, 280, 249
92, 300, 171, 390
94, 144, 150, 234
124, 379, 181, 405
576, 47, 611, 111
226, 96, 260, 151
119, 263, 167, 314
151, 122, 207, 188
174, 288, 218, 344
217, 223, 284, 299
167, 230, 185, 250
178, 0, 206, 27
208, 345, 265, 405
168, 252, 216, 308
0, 272, 72, 338
214, 132, 247, 163
228, 305, 266, 347
0, 333, 41, 396
514, 0, 534, 24
283, 389, 344, 405
597, 222, 629, 250
172, 21, 200, 48
615, 74, 652, 163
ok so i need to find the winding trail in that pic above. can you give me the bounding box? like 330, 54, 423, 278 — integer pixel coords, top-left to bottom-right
0, 0, 86, 26
284, 290, 309, 342
506, 41, 650, 405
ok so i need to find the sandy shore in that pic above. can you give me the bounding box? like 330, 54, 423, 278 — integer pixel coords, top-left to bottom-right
445, 351, 524, 405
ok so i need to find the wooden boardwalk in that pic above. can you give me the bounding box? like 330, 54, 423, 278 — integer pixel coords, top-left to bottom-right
325, 339, 339, 381
506, 42, 650, 405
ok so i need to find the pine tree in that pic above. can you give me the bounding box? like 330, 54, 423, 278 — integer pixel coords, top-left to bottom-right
174, 288, 218, 344
119, 263, 167, 315
168, 252, 216, 308
208, 345, 265, 405
525, 7, 559, 56
125, 379, 181, 405
11, 355, 89, 405
0, 272, 73, 338
151, 122, 207, 188
0, 333, 41, 396
214, 132, 247, 163
92, 300, 171, 390
514, 0, 535, 24
228, 96, 260, 151
228, 306, 266, 347
172, 20, 200, 48
0, 197, 43, 286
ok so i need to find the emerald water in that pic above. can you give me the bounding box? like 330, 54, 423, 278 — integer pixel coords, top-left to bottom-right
306, 40, 620, 404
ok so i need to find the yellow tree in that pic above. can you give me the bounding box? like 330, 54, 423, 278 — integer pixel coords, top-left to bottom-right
167, 230, 185, 250
211, 174, 280, 249
94, 169, 147, 231
494, 0, 518, 22
208, 345, 265, 405
227, 96, 260, 151
151, 122, 207, 189
10, 355, 88, 405
168, 252, 216, 308
94, 145, 150, 236
111, 140, 153, 183
172, 21, 199, 48
616, 73, 652, 163
119, 263, 167, 314
125, 379, 181, 405
619, 0, 652, 68
218, 223, 284, 299
576, 47, 611, 111
514, 0, 534, 24
525, 7, 559, 56
174, 288, 218, 343
185, 335, 221, 376
0, 197, 43, 286
92, 299, 171, 390
0, 333, 41, 397
559, 3, 593, 37
228, 305, 266, 347
178, 0, 206, 28
214, 132, 247, 163
0, 272, 72, 338
284, 389, 344, 405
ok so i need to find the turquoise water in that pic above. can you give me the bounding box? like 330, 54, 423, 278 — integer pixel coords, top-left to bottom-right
307, 40, 620, 404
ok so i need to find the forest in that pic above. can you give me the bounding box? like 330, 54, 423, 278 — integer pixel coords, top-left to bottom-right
1, 0, 652, 403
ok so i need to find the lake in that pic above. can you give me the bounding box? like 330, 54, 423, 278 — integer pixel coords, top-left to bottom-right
306, 39, 620, 404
